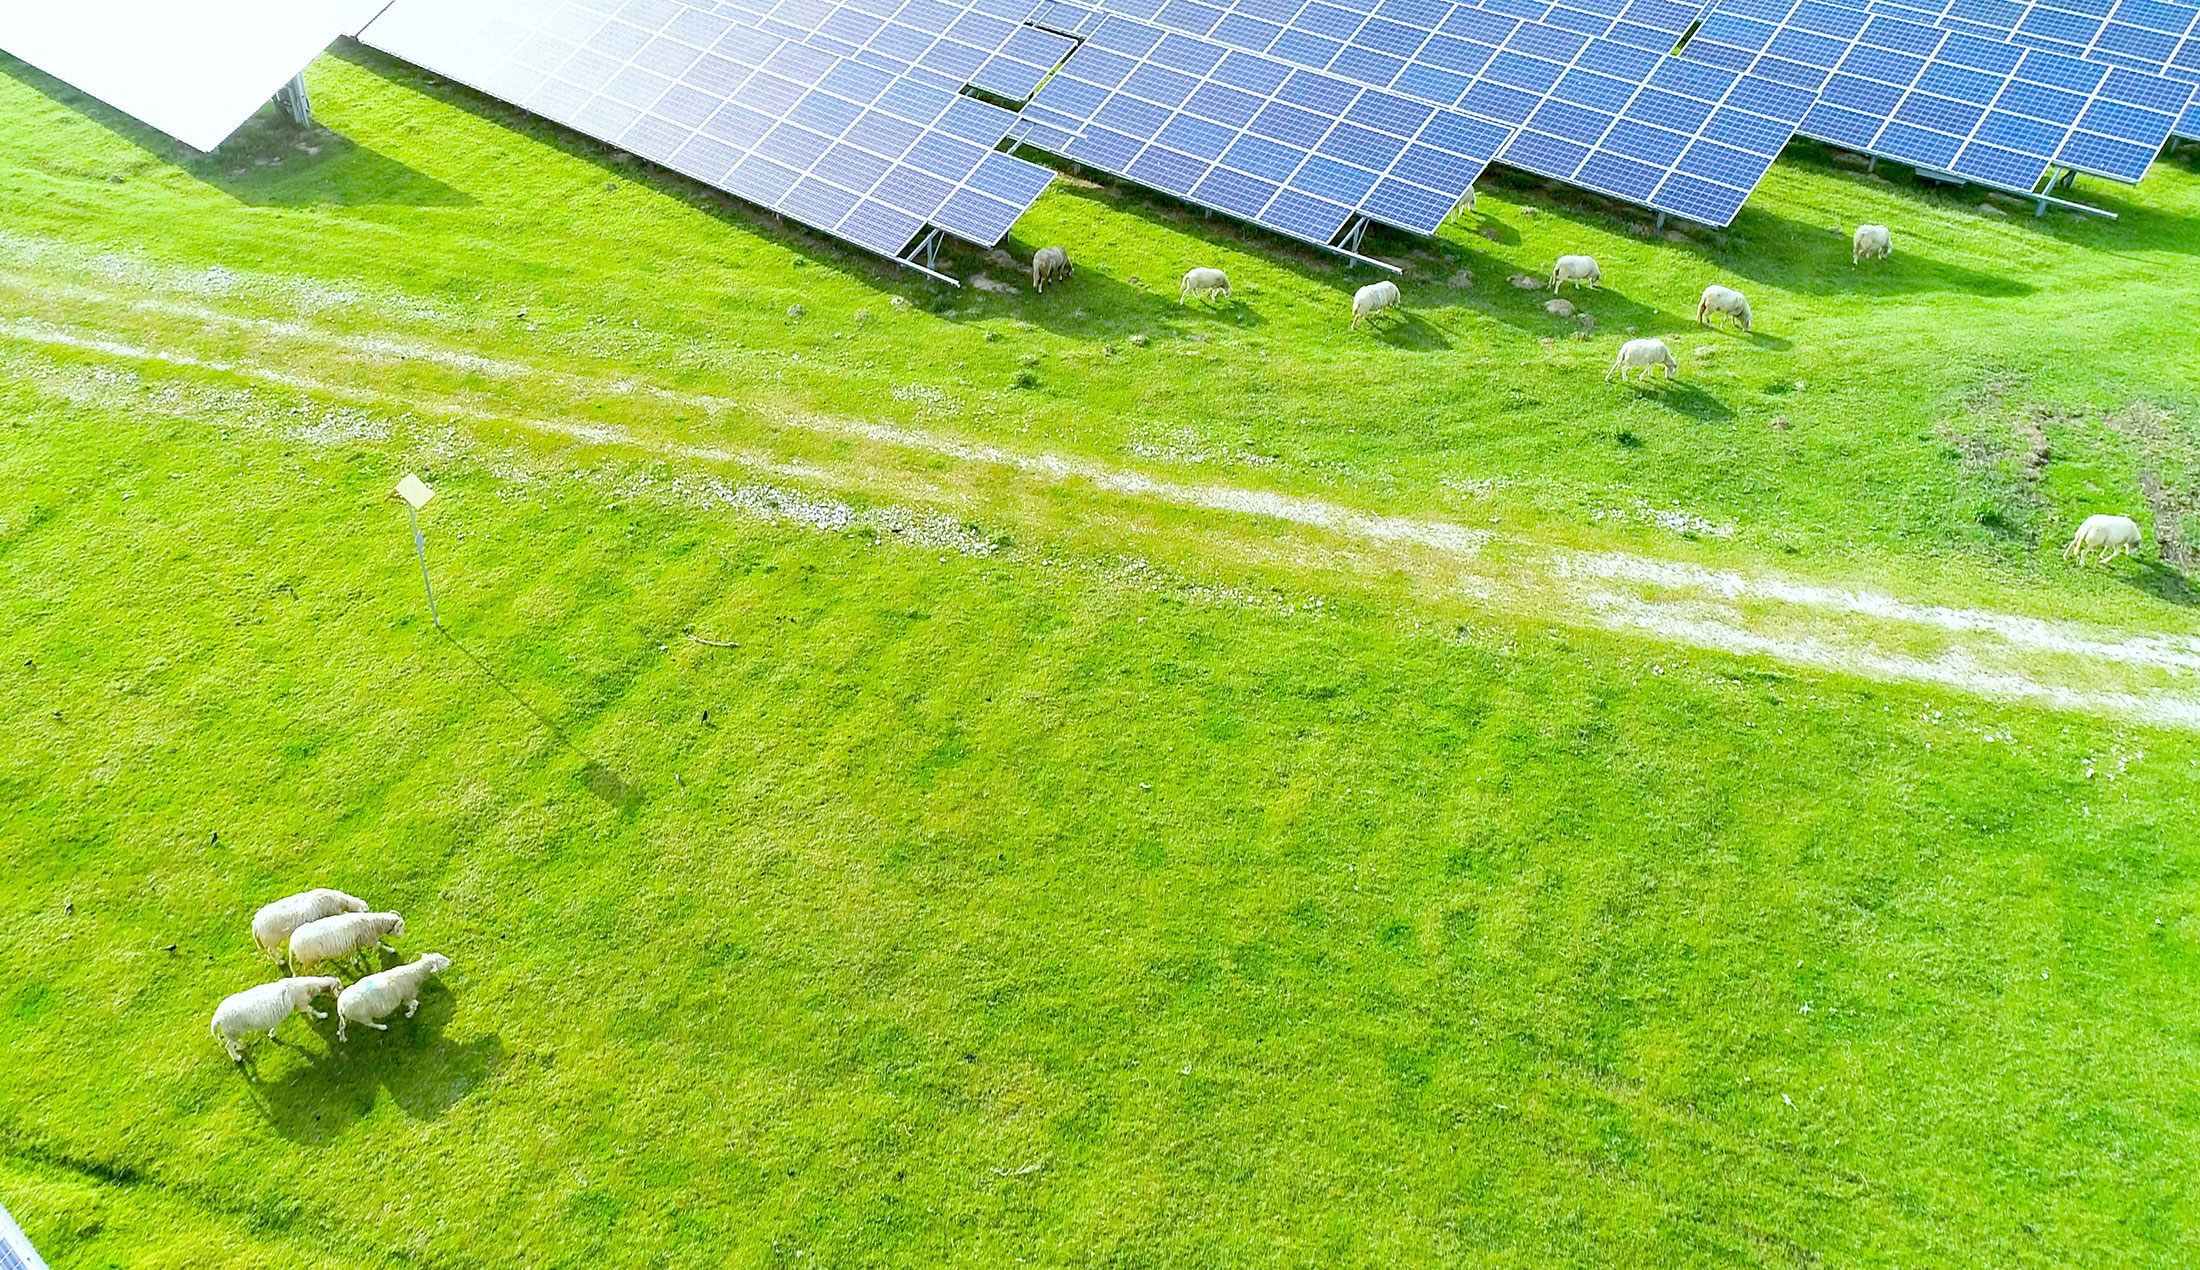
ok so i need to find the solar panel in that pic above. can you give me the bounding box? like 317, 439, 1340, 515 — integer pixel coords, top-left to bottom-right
1835, 0, 2200, 136
360, 0, 1059, 274
1787, 0, 2193, 185
1016, 4, 1516, 247
0, 0, 391, 151
0, 1198, 43, 1270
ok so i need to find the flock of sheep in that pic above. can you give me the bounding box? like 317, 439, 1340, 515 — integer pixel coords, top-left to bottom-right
1030, 219, 2154, 566
208, 888, 448, 1062
1032, 222, 1901, 389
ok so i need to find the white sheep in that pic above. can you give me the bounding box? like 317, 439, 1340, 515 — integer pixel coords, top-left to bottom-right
2064, 514, 2142, 565
1178, 267, 1231, 304
1447, 188, 1476, 220
289, 911, 405, 973
1696, 284, 1751, 331
1853, 224, 1892, 264
1350, 279, 1402, 329
336, 954, 451, 1041
1606, 337, 1678, 385
1551, 255, 1601, 291
209, 976, 341, 1061
251, 889, 367, 966
1031, 246, 1073, 292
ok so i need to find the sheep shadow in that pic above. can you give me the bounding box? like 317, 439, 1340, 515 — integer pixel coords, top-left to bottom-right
2118, 559, 2200, 606
1352, 310, 1451, 349
1618, 379, 1734, 421
242, 981, 505, 1145
0, 51, 470, 208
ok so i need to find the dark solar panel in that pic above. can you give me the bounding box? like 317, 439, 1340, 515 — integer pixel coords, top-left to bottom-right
362, 0, 1058, 273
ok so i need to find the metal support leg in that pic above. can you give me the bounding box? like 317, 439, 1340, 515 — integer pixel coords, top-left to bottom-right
1866, 155, 1876, 173
1334, 215, 1370, 255
274, 73, 311, 127
1655, 211, 1666, 230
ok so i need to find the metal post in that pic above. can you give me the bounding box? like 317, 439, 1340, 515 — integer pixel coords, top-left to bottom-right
274, 73, 311, 127
406, 502, 438, 625
1655, 211, 1666, 230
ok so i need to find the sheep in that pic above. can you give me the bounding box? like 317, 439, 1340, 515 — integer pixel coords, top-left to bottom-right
1350, 279, 1402, 329
1551, 255, 1601, 291
1606, 337, 1678, 385
2064, 514, 2143, 565
1031, 246, 1073, 292
1696, 284, 1752, 331
1447, 188, 1476, 220
289, 911, 405, 973
210, 976, 341, 1061
1178, 267, 1231, 304
336, 954, 451, 1041
251, 889, 367, 967
1853, 224, 1892, 264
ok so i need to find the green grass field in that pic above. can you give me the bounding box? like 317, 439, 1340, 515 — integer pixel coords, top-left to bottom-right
3, 42, 2200, 1268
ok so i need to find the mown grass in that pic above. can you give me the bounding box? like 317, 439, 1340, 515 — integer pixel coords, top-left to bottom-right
1, 41, 2198, 1269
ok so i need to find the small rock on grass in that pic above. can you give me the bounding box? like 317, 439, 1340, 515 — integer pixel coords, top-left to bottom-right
1129, 333, 1150, 347
1509, 274, 1542, 290
1479, 226, 1502, 241
1978, 202, 2008, 217
1693, 345, 1716, 358
1770, 416, 1791, 430
786, 304, 806, 320
1577, 313, 1597, 331
984, 248, 1017, 268
1448, 269, 1476, 288
1545, 298, 1575, 317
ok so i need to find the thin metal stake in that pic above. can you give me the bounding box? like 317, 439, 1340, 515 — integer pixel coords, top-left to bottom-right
406, 502, 438, 624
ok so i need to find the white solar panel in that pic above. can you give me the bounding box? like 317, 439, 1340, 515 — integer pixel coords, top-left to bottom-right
0, 0, 391, 151
0, 1196, 47, 1270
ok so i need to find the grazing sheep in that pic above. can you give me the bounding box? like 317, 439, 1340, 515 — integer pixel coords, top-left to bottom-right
1551, 255, 1601, 291
1853, 224, 1892, 264
1178, 267, 1232, 304
251, 889, 367, 966
1031, 246, 1073, 292
2064, 514, 2143, 565
290, 911, 405, 973
210, 976, 341, 1061
1350, 279, 1402, 329
1696, 284, 1752, 331
1448, 188, 1476, 220
336, 954, 451, 1041
1606, 337, 1678, 385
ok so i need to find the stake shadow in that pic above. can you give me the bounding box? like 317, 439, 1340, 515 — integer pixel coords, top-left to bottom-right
0, 52, 471, 208
436, 626, 643, 808
241, 983, 506, 1145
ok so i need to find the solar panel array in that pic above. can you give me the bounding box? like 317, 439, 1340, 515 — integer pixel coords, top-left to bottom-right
1011, 5, 1515, 246
355, 0, 2200, 275
1830, 0, 2200, 136
1749, 0, 2197, 185
360, 0, 1063, 270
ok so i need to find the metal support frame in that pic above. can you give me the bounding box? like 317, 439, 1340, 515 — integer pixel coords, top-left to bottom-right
896, 227, 961, 286
1654, 211, 1667, 230
274, 73, 311, 127
1334, 214, 1371, 255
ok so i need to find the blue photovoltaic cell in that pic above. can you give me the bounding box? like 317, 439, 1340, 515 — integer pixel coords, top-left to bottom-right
1819, 0, 2200, 137
361, 0, 1057, 272
1022, 6, 1517, 243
